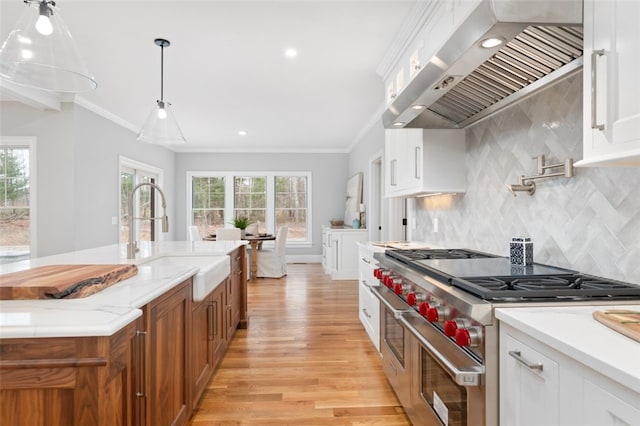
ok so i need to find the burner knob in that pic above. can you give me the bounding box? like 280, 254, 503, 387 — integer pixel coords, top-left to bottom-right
373, 268, 383, 279
394, 283, 411, 295
406, 292, 426, 306
444, 319, 469, 337
455, 327, 482, 348
418, 302, 430, 316
426, 306, 449, 323
382, 274, 392, 287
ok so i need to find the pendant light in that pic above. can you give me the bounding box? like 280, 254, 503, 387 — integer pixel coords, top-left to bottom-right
0, 0, 96, 93
137, 38, 186, 145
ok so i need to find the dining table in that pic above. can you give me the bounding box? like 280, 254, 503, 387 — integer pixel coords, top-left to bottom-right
203, 233, 276, 280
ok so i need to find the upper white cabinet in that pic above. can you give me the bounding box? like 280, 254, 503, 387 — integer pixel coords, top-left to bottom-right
384, 0, 481, 107
384, 128, 466, 197
577, 0, 640, 167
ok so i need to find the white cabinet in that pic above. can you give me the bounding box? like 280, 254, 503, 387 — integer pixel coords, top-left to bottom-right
499, 322, 640, 426
357, 243, 383, 351
577, 0, 640, 167
384, 128, 466, 197
500, 332, 560, 426
322, 227, 368, 280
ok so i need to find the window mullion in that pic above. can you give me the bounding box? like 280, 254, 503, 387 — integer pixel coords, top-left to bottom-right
266, 175, 275, 233
225, 176, 234, 225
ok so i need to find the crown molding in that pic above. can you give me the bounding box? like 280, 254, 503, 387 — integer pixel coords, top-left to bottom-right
73, 96, 139, 135
376, 1, 439, 80
0, 79, 61, 111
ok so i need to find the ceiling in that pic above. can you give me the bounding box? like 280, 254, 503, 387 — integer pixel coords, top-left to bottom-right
0, 0, 417, 152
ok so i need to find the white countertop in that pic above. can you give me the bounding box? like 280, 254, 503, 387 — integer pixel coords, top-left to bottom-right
496, 305, 640, 393
0, 241, 246, 339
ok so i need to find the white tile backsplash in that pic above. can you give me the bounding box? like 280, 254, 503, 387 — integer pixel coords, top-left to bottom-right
411, 73, 640, 284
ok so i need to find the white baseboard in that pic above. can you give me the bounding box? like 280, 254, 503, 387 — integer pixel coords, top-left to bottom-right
285, 254, 322, 264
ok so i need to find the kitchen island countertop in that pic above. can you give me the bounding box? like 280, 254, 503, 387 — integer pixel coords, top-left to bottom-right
0, 241, 246, 339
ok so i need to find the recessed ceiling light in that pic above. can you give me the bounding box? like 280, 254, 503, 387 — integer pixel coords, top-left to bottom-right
392, 122, 405, 127
238, 130, 248, 136
480, 37, 505, 49
284, 48, 297, 58
411, 105, 426, 110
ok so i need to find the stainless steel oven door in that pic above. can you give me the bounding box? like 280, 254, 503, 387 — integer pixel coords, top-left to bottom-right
401, 313, 486, 426
373, 286, 412, 408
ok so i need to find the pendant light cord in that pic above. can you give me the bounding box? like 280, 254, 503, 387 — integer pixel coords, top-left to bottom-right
159, 43, 164, 102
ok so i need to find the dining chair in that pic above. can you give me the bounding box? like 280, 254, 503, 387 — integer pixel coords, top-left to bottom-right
216, 227, 242, 240
188, 226, 201, 241
256, 226, 288, 278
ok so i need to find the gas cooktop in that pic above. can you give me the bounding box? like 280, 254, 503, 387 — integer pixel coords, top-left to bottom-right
383, 248, 640, 302
386, 248, 498, 263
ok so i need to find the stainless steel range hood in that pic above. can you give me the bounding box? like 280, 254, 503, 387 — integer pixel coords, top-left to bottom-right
382, 0, 583, 129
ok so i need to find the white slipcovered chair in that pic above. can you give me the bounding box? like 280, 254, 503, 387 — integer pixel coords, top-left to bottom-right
189, 226, 201, 241
216, 227, 241, 241
256, 226, 288, 278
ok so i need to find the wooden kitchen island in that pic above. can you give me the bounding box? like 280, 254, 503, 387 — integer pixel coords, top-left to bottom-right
0, 241, 247, 426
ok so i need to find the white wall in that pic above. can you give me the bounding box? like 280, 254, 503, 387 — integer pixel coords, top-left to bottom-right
0, 101, 176, 257
175, 152, 348, 256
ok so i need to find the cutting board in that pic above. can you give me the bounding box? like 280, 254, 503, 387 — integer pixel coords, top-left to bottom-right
593, 310, 640, 343
0, 264, 138, 300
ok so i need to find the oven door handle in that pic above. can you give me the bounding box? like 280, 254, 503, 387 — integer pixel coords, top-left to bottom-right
399, 315, 484, 387
371, 286, 412, 318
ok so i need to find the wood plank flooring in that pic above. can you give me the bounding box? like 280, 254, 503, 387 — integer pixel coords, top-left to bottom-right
189, 263, 411, 425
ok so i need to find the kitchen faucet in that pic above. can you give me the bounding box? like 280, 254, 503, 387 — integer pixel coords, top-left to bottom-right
127, 182, 169, 259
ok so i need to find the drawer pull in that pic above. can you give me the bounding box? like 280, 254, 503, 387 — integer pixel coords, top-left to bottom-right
362, 308, 371, 319
509, 350, 543, 371
361, 257, 371, 264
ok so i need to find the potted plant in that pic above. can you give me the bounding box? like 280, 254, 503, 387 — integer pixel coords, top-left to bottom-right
230, 216, 252, 238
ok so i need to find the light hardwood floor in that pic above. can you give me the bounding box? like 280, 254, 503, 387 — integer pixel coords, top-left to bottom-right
189, 263, 411, 425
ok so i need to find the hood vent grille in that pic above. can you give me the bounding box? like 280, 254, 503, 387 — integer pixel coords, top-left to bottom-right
427, 25, 583, 125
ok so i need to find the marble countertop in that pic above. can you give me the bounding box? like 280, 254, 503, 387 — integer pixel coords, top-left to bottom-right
496, 305, 640, 393
0, 241, 246, 339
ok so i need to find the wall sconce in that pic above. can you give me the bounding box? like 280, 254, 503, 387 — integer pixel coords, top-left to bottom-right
508, 155, 574, 196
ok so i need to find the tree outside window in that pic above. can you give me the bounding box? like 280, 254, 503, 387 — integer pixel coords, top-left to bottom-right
234, 176, 266, 229
275, 176, 307, 241
0, 147, 30, 262
192, 176, 225, 237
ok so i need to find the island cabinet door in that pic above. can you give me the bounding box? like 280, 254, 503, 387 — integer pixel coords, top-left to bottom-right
143, 278, 192, 426
190, 291, 216, 410
0, 319, 140, 426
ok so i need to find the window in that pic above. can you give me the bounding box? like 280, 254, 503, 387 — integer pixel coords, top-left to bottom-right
234, 176, 266, 226
187, 172, 312, 245
192, 176, 225, 235
0, 137, 35, 263
119, 157, 163, 244
275, 176, 307, 240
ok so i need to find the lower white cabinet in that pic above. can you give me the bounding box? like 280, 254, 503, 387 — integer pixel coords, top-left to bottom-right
501, 333, 560, 426
321, 226, 367, 280
500, 323, 640, 426
357, 243, 383, 351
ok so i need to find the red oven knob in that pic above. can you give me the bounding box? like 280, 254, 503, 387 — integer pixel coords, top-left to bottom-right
407, 292, 427, 306
418, 302, 430, 316
444, 320, 458, 337
373, 268, 383, 279
455, 327, 482, 348
383, 275, 395, 288
444, 319, 469, 337
394, 283, 410, 295
426, 306, 449, 323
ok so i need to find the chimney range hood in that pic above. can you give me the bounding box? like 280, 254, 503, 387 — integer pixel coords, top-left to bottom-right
383, 0, 583, 130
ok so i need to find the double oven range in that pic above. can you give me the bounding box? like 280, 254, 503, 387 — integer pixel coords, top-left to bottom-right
372, 248, 640, 426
